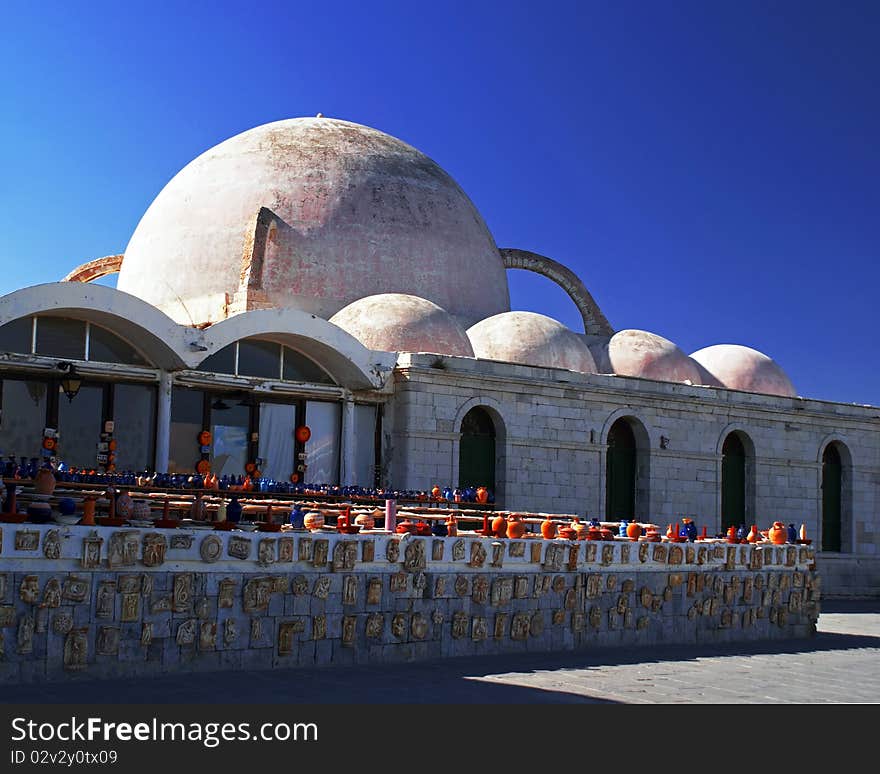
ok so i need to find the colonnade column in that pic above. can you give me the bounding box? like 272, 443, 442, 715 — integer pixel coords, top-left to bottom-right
154, 372, 172, 473
340, 396, 355, 486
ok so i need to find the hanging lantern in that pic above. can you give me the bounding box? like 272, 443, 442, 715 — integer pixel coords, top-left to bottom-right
295, 425, 311, 444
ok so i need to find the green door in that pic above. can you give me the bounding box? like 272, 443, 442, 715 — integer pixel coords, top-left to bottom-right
605, 419, 635, 520
822, 444, 842, 552
721, 433, 746, 531
458, 408, 495, 490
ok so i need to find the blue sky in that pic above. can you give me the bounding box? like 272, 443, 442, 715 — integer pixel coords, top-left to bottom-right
0, 1, 877, 405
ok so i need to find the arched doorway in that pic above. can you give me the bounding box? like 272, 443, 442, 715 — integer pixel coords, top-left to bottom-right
458, 407, 496, 491
721, 433, 746, 531
605, 418, 636, 520
821, 444, 842, 552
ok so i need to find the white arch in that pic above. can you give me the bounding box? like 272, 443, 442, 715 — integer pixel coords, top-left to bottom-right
0, 283, 188, 370
196, 308, 395, 389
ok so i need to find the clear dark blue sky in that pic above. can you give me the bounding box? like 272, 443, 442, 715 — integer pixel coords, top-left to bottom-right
1, 1, 877, 406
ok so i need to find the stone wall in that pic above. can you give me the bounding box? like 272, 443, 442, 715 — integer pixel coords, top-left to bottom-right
0, 524, 819, 684
386, 353, 879, 591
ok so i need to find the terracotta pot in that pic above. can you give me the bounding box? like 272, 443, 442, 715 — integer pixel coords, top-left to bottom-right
476, 487, 489, 504
768, 521, 788, 545
600, 528, 616, 541
644, 526, 661, 542
626, 522, 643, 540
540, 518, 557, 540
81, 498, 96, 527
116, 492, 134, 519
746, 525, 760, 543
431, 486, 442, 500
587, 526, 602, 541
570, 518, 587, 540
354, 510, 376, 530
492, 515, 508, 538
415, 520, 432, 536
557, 526, 577, 540
506, 515, 526, 539
304, 511, 325, 531
34, 468, 56, 496
727, 526, 738, 543
445, 516, 458, 537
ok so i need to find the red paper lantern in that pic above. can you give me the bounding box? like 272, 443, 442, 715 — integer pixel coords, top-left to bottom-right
295, 425, 311, 443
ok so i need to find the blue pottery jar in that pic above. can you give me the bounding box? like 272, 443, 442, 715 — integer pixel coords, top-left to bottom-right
619, 520, 628, 537
787, 524, 798, 543
431, 520, 448, 537
226, 495, 242, 523
289, 505, 305, 529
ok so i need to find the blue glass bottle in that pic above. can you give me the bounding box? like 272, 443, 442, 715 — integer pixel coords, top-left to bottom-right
289, 504, 304, 529
226, 495, 242, 524
787, 524, 797, 543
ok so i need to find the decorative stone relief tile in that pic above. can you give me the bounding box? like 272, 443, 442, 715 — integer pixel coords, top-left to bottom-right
81, 532, 103, 568
361, 539, 375, 563
536, 575, 552, 596
511, 612, 531, 640
667, 546, 683, 565
278, 537, 294, 563
552, 609, 565, 625
453, 539, 466, 562
53, 609, 73, 635
199, 535, 222, 564
713, 576, 724, 595
256, 539, 276, 567
490, 541, 504, 568
141, 622, 153, 647
793, 571, 803, 588
684, 546, 695, 564
223, 618, 237, 646
623, 610, 634, 628
605, 574, 617, 592
386, 539, 400, 563
120, 593, 140, 622
621, 578, 635, 593
298, 538, 313, 562
651, 597, 662, 612
454, 575, 469, 596
471, 575, 489, 604
432, 540, 444, 561
250, 618, 263, 645
663, 586, 673, 602
697, 546, 707, 565
366, 578, 382, 605
64, 628, 88, 670
508, 541, 525, 558
19, 575, 39, 605
514, 576, 529, 599
227, 536, 252, 561
768, 573, 779, 590
312, 539, 329, 567
433, 576, 447, 598
638, 544, 648, 563
572, 611, 585, 631
404, 539, 426, 572
196, 596, 212, 619
712, 546, 725, 560
586, 574, 602, 599
0, 574, 6, 603
342, 576, 358, 606
491, 577, 513, 607
552, 575, 566, 593
451, 611, 468, 639
199, 622, 216, 651
243, 578, 272, 613
620, 544, 631, 564
470, 616, 487, 641
722, 585, 734, 605
639, 587, 653, 609
607, 610, 618, 629
562, 588, 577, 611
567, 545, 580, 571
494, 613, 508, 639
170, 535, 194, 550
786, 547, 796, 567
150, 597, 171, 614
218, 579, 236, 609
333, 540, 357, 571
172, 574, 193, 613
35, 607, 48, 633
312, 576, 331, 600
389, 572, 408, 593
530, 542, 542, 563
176, 619, 197, 646
696, 573, 706, 593
601, 544, 615, 566
687, 573, 697, 597
17, 614, 34, 654
365, 613, 384, 639
15, 529, 40, 552
141, 574, 152, 598
312, 615, 327, 640
412, 572, 427, 593
42, 529, 61, 560
543, 544, 563, 572
411, 613, 429, 640
469, 542, 487, 568
97, 626, 119, 656
291, 576, 308, 596
96, 581, 116, 619
142, 533, 166, 567
724, 547, 736, 571
276, 621, 302, 655
584, 543, 597, 563
616, 595, 628, 615
342, 615, 357, 646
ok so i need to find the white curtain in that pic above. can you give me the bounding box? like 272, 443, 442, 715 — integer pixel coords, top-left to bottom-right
304, 401, 341, 485
353, 404, 377, 486
258, 403, 296, 482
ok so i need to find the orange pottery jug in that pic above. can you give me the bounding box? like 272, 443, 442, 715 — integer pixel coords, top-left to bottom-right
626, 521, 642, 540
571, 518, 588, 540
506, 514, 526, 539
492, 514, 508, 538
746, 525, 760, 543
81, 497, 96, 527
476, 487, 489, 504
541, 517, 557, 540
304, 511, 325, 531
768, 521, 788, 545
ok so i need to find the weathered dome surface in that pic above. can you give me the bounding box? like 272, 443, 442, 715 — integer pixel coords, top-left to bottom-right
329, 293, 474, 356
118, 117, 510, 327
690, 344, 797, 397
467, 311, 597, 373
605, 329, 703, 384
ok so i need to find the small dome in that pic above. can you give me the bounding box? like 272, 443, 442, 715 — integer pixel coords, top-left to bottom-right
605, 329, 703, 384
466, 311, 597, 373
329, 293, 474, 356
689, 344, 797, 397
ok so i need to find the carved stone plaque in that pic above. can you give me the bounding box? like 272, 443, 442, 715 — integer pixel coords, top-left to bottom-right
52, 609, 74, 635
386, 539, 400, 563
200, 535, 223, 563
43, 529, 61, 559
121, 593, 141, 622
141, 533, 166, 567
471, 575, 489, 604
19, 575, 39, 604
298, 537, 313, 562
452, 539, 465, 561
511, 613, 530, 640
170, 535, 193, 550
227, 536, 251, 561
312, 539, 329, 567
312, 615, 326, 639
404, 539, 426, 572
391, 613, 407, 639
332, 540, 358, 571
312, 576, 331, 600
218, 578, 236, 608
278, 537, 294, 563
365, 613, 384, 639
173, 574, 193, 613
469, 541, 487, 568
471, 616, 487, 641
491, 577, 513, 607
342, 615, 357, 646
64, 628, 88, 670
257, 538, 276, 567
367, 578, 382, 605
81, 532, 104, 568
342, 576, 358, 606
176, 619, 197, 646
199, 622, 216, 651
96, 626, 120, 656
96, 581, 116, 619
243, 577, 273, 613
108, 531, 140, 568
15, 530, 40, 552
432, 540, 444, 561
361, 540, 375, 563
451, 611, 468, 639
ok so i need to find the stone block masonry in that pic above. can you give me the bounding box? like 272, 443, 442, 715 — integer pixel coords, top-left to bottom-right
0, 524, 819, 684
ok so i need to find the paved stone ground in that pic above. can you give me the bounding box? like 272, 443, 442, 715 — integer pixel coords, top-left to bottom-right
2, 600, 878, 704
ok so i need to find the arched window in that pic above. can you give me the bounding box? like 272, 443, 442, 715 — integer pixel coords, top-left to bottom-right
606, 418, 636, 520
821, 444, 842, 552
458, 407, 496, 491
197, 339, 335, 384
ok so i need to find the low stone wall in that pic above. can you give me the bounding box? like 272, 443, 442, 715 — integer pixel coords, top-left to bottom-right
0, 524, 820, 684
